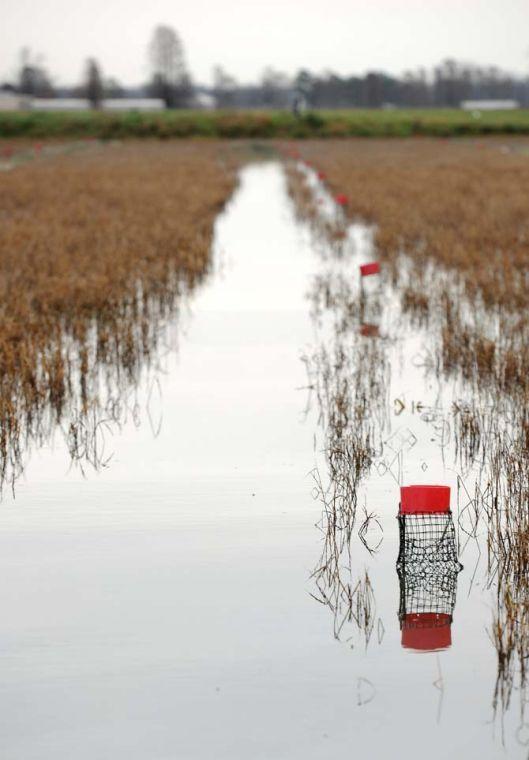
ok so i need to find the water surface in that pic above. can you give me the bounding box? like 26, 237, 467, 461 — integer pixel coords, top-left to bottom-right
0, 161, 520, 759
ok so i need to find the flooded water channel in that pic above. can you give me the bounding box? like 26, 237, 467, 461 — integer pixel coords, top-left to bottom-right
0, 161, 523, 758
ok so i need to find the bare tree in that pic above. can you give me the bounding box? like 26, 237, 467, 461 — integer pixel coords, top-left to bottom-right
148, 25, 193, 108
293, 69, 313, 112
85, 58, 103, 109
260, 67, 291, 108
400, 68, 431, 107
104, 77, 124, 99
213, 66, 237, 108
18, 48, 54, 97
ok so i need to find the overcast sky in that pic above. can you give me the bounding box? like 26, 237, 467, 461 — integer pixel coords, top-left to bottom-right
1, 0, 528, 87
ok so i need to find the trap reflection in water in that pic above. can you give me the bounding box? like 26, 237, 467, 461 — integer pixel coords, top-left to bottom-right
396, 485, 463, 652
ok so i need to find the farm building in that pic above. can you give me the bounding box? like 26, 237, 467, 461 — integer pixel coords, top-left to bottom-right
460, 99, 519, 110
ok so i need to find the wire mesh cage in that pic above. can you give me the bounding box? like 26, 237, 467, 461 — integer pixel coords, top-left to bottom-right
397, 512, 462, 577
396, 510, 463, 651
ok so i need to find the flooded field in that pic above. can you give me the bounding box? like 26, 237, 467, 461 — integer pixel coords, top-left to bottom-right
1, 147, 529, 758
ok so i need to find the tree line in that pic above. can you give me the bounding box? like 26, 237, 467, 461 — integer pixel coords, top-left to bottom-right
2, 26, 193, 109
3, 26, 529, 109
214, 61, 529, 109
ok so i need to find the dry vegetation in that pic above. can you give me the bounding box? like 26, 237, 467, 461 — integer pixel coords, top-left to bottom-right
4, 134, 529, 728
287, 141, 529, 727
288, 138, 529, 400
0, 141, 238, 490
307, 264, 388, 645
292, 138, 529, 300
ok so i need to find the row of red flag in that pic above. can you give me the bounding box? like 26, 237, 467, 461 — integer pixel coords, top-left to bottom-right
289, 151, 381, 280
2, 143, 43, 159
280, 147, 380, 279
1, 138, 98, 161
289, 124, 454, 654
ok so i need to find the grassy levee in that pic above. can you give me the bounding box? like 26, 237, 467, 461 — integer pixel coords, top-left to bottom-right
2, 108, 529, 139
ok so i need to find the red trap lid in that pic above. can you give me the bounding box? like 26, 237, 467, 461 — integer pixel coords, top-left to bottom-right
401, 613, 452, 652
400, 485, 450, 514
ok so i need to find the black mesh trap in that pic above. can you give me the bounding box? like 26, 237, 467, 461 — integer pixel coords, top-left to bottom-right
397, 512, 463, 619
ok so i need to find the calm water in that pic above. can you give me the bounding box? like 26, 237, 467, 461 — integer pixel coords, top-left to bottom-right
0, 162, 521, 758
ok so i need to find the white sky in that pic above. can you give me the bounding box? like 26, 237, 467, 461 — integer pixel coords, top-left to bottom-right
1, 0, 528, 87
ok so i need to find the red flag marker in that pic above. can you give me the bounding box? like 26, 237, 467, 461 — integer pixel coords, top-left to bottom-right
360, 323, 380, 338
359, 262, 380, 277
335, 193, 348, 206
317, 171, 326, 181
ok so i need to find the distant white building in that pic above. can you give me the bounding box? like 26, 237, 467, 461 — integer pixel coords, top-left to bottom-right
30, 98, 87, 111
103, 98, 165, 111
30, 98, 165, 111
460, 99, 519, 111
0, 89, 24, 110
0, 92, 219, 113
193, 91, 215, 110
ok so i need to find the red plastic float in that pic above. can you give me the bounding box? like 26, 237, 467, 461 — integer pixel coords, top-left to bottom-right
400, 485, 450, 514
